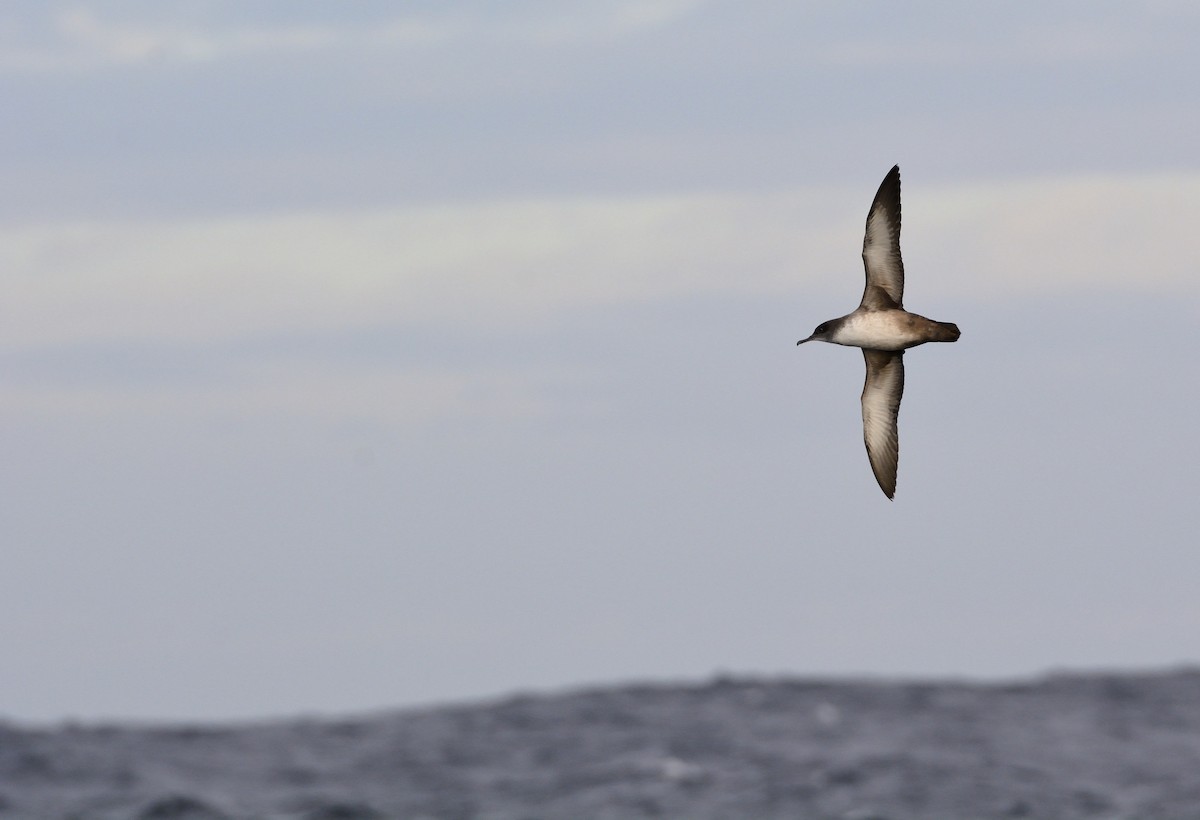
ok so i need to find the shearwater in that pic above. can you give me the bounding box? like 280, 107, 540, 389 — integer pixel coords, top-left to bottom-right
796, 165, 959, 499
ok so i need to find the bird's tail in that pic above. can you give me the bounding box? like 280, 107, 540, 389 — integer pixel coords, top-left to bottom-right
932, 321, 961, 342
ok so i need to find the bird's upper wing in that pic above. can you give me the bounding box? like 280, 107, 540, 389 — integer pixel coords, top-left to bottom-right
861, 349, 904, 499
860, 165, 904, 310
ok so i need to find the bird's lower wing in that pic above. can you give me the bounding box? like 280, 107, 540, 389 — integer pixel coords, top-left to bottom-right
861, 349, 904, 499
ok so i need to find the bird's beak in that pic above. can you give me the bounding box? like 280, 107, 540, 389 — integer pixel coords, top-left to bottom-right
796, 336, 813, 345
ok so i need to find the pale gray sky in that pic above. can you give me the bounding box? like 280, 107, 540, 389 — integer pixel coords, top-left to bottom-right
2, 1, 1199, 722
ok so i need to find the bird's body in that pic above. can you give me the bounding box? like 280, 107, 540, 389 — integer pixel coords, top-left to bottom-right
796, 165, 959, 499
818, 308, 958, 351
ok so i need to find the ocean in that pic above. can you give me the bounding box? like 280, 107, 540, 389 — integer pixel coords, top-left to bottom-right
4, 669, 1200, 819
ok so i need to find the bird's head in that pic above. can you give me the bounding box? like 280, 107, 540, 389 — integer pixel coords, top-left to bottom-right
796, 321, 833, 346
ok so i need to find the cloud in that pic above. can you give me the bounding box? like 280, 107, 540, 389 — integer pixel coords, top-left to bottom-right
522, 0, 703, 43
6, 170, 1199, 350
7, 167, 1193, 433
0, 8, 446, 71
908, 171, 1200, 303
0, 190, 850, 350
0, 2, 704, 74
809, 5, 1198, 69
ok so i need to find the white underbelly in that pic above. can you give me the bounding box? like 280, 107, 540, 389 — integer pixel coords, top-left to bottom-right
835, 311, 919, 350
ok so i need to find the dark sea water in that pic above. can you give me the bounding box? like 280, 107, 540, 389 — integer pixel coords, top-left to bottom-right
4, 669, 1200, 819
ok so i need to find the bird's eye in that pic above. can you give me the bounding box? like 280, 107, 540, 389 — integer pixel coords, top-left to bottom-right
816, 324, 827, 333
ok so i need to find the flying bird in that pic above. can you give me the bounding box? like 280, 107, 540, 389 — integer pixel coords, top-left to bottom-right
797, 166, 959, 499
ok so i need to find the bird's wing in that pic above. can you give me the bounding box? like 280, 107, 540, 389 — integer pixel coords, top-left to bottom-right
861, 349, 904, 499
860, 165, 905, 310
